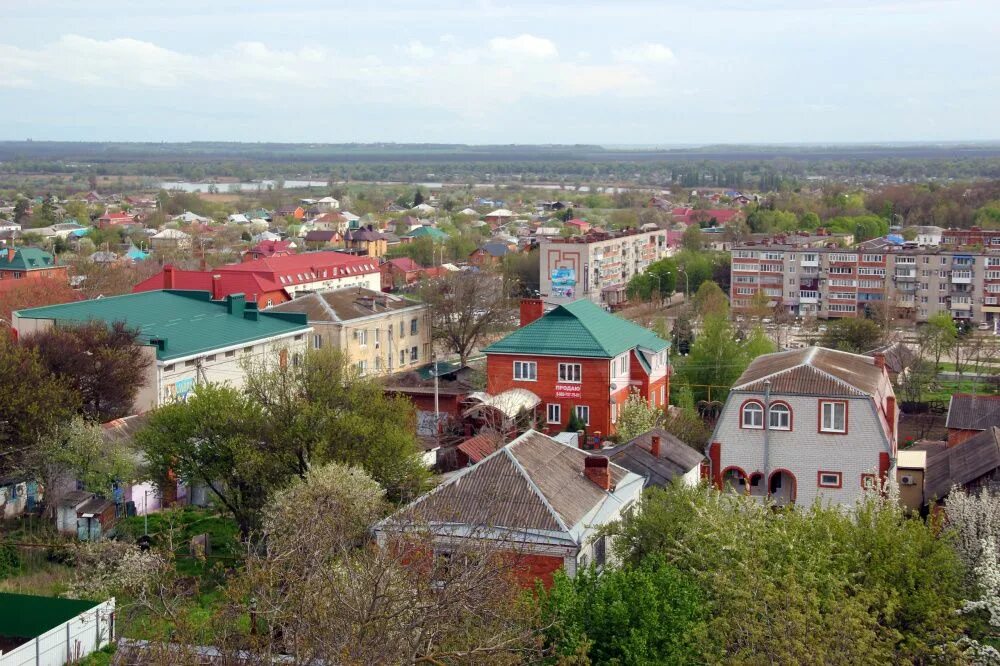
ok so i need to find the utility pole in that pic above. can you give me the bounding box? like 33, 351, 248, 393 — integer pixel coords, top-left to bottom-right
433, 353, 441, 444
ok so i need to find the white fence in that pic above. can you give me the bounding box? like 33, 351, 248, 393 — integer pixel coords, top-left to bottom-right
0, 599, 115, 666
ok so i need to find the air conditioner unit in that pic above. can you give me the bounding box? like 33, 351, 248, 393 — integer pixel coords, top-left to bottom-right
900, 475, 917, 486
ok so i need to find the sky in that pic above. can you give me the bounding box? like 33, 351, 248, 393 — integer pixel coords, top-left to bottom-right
1, 0, 998, 144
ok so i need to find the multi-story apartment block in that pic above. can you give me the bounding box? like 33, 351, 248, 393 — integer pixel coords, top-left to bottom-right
731, 237, 1000, 325
538, 228, 668, 307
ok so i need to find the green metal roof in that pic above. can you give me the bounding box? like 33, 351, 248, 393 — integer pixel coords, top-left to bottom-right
403, 226, 449, 241
15, 290, 308, 362
0, 593, 99, 638
484, 299, 669, 358
0, 247, 58, 271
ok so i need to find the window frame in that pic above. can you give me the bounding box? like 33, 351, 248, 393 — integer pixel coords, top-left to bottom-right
861, 473, 877, 490
513, 360, 537, 382
817, 471, 843, 489
740, 399, 764, 429
546, 403, 561, 424
575, 405, 590, 426
558, 362, 582, 383
768, 401, 792, 431
818, 400, 848, 434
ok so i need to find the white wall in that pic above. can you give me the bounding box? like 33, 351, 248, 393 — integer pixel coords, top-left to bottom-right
0, 599, 115, 666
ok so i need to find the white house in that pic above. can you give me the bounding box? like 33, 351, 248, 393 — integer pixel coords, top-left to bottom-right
707, 346, 898, 507
915, 225, 944, 246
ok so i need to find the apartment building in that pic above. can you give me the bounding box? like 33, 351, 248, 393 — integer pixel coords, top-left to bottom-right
538, 228, 668, 307
731, 239, 1000, 325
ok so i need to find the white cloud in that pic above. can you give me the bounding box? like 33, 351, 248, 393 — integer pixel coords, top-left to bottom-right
613, 43, 676, 64
402, 40, 434, 59
487, 34, 558, 59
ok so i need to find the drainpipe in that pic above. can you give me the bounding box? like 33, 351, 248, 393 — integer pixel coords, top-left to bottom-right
763, 380, 771, 492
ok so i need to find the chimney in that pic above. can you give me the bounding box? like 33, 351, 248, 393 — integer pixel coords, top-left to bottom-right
227, 293, 246, 318
163, 264, 175, 289
650, 434, 661, 458
7, 248, 15, 262
211, 274, 223, 301
519, 297, 544, 327
584, 456, 611, 491
873, 352, 886, 371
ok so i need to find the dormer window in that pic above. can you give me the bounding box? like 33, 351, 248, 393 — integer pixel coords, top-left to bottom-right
741, 401, 764, 429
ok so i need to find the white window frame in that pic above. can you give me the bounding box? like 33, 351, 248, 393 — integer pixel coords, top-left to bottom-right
769, 403, 791, 430
546, 403, 561, 424
513, 361, 537, 381
820, 400, 847, 433
818, 472, 842, 488
742, 402, 764, 429
558, 362, 582, 383
575, 405, 590, 426
312, 334, 323, 349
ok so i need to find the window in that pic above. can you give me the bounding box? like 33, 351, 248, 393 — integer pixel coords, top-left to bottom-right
400, 350, 406, 366
356, 329, 368, 346
818, 471, 842, 488
313, 334, 323, 349
611, 402, 617, 423
861, 474, 877, 490
224, 350, 235, 358
558, 363, 582, 383
547, 403, 561, 424
593, 536, 606, 568
410, 318, 418, 335
205, 354, 216, 362
399, 321, 405, 337
741, 401, 764, 429
769, 402, 791, 430
294, 334, 303, 341
266, 299, 273, 307
292, 353, 302, 368
820, 400, 847, 433
185, 359, 197, 367
513, 361, 537, 381
575, 405, 590, 426
356, 359, 367, 374
410, 346, 418, 362
164, 364, 175, 372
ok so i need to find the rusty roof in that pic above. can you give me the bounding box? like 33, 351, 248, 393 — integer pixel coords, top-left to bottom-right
266, 287, 421, 322
733, 346, 886, 397
924, 427, 1000, 501
393, 430, 631, 536
945, 394, 1000, 432
456, 431, 504, 464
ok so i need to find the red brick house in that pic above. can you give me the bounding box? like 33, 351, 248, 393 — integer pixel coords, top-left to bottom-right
0, 247, 69, 284
484, 299, 671, 439
242, 239, 295, 261
96, 211, 136, 229
380, 257, 424, 291
565, 218, 591, 234
468, 241, 514, 267
374, 430, 644, 588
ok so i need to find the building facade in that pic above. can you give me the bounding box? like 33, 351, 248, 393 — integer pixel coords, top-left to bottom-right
730, 239, 1000, 325
266, 288, 432, 376
14, 290, 310, 414
0, 247, 69, 283
538, 228, 669, 307
484, 299, 670, 438
707, 347, 898, 507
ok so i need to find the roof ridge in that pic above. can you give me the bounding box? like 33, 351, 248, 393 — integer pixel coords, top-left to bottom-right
505, 434, 572, 535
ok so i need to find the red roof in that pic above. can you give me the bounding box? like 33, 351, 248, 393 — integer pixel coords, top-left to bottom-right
565, 219, 589, 227
99, 212, 134, 223
457, 432, 504, 464
385, 257, 423, 273
250, 240, 295, 257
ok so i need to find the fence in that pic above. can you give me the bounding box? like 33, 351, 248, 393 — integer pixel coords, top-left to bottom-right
0, 597, 114, 666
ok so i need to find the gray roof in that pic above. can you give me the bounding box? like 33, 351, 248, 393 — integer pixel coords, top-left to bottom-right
946, 395, 1000, 431
864, 341, 917, 376
388, 430, 631, 536
603, 428, 704, 488
266, 287, 419, 322
925, 427, 1000, 501
733, 346, 885, 397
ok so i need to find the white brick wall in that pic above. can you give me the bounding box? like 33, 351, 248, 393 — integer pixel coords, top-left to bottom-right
712, 392, 892, 507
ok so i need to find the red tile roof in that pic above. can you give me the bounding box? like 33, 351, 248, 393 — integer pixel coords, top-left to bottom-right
250, 240, 295, 256
386, 257, 422, 273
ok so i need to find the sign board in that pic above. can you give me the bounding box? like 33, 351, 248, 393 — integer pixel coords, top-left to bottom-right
550, 266, 576, 298
554, 384, 582, 399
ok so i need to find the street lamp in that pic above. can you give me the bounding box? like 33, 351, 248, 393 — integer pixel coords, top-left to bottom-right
677, 267, 690, 300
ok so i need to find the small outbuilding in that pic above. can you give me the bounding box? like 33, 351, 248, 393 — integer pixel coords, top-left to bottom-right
56, 491, 117, 541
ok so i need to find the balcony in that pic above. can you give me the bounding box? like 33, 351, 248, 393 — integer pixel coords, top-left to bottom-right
951, 271, 973, 284
799, 290, 819, 304
950, 299, 972, 311
800, 257, 819, 268
952, 310, 973, 319
897, 296, 915, 307
894, 269, 916, 280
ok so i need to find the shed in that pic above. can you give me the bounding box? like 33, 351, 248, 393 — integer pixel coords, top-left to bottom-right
56, 491, 117, 541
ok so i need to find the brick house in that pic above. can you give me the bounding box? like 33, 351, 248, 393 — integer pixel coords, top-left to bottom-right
484, 299, 671, 439
374, 430, 644, 588
707, 346, 898, 507
945, 394, 1000, 447
0, 247, 69, 284
242, 239, 295, 261
468, 241, 514, 267
380, 257, 424, 291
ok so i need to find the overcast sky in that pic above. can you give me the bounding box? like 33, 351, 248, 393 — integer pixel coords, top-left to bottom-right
1, 0, 998, 144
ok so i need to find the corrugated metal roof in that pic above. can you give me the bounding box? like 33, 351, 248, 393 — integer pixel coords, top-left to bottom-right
267, 288, 420, 322
485, 299, 669, 358
924, 427, 1000, 501
457, 431, 504, 464
945, 394, 1000, 431
733, 346, 885, 397
603, 428, 704, 488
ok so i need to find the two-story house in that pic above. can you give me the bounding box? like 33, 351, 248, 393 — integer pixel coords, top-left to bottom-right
707, 346, 897, 507
484, 298, 670, 438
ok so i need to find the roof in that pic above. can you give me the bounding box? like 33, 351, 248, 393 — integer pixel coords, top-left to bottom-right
304, 230, 340, 242
476, 241, 512, 257
925, 427, 1000, 501
266, 288, 420, 322
404, 226, 449, 241
60, 490, 94, 507
0, 593, 100, 639
0, 247, 59, 271
152, 228, 191, 240
946, 395, 1000, 431
385, 257, 422, 272
485, 299, 669, 358
16, 290, 309, 361
602, 428, 704, 488
865, 341, 917, 375
457, 431, 504, 464
732, 346, 886, 397
465, 388, 541, 419
384, 430, 638, 542
249, 239, 294, 255
346, 227, 385, 242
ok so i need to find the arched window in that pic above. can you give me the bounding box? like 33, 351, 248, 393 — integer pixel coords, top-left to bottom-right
741, 401, 764, 429
769, 402, 791, 430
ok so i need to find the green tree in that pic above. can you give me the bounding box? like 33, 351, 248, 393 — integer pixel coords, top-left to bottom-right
681, 224, 704, 251
819, 317, 885, 353
540, 557, 707, 665
919, 312, 959, 371
626, 257, 677, 302
678, 315, 776, 402
412, 188, 425, 206
615, 390, 661, 443
12, 198, 29, 224
692, 280, 729, 319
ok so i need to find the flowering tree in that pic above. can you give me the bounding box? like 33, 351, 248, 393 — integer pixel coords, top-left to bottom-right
615, 389, 661, 443
945, 487, 1000, 650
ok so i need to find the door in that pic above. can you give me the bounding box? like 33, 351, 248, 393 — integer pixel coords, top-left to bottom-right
77, 516, 89, 541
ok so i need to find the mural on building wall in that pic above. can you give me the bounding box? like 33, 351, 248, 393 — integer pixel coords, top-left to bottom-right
551, 266, 576, 298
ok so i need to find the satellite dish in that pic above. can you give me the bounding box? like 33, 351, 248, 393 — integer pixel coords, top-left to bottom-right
610, 383, 617, 391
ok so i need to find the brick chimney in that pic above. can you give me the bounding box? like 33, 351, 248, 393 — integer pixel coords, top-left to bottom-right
7, 248, 15, 262
873, 352, 886, 370
650, 434, 661, 458
584, 456, 611, 491
163, 264, 175, 289
212, 274, 223, 301
519, 297, 544, 327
